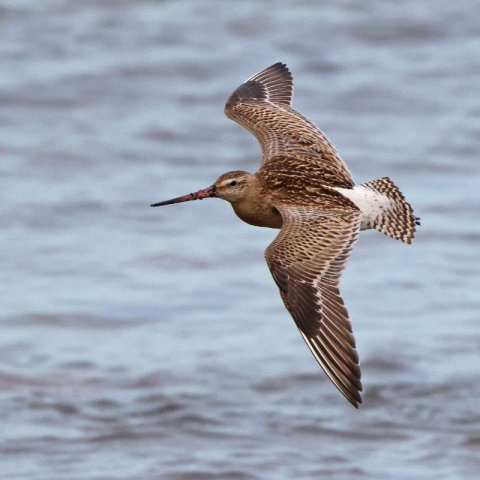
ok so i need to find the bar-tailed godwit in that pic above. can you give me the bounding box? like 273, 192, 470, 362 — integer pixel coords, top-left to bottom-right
152, 62, 420, 408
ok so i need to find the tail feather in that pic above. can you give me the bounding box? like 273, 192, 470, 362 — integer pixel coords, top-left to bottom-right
361, 177, 419, 244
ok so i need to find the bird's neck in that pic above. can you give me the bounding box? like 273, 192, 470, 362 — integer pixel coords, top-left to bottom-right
230, 179, 282, 229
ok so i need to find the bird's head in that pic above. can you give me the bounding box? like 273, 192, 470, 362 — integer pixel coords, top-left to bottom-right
150, 171, 253, 208
212, 171, 252, 202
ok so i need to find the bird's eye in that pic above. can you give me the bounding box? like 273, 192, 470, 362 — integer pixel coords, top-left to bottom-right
230, 181, 237, 186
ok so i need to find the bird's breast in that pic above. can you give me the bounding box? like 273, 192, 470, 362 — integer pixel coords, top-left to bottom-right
231, 200, 283, 229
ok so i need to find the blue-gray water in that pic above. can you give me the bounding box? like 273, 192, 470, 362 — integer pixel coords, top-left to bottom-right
1, 1, 480, 479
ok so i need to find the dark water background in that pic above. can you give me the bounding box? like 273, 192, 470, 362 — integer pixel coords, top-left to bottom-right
1, 1, 480, 478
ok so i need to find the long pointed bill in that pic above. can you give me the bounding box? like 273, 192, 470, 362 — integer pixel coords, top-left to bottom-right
150, 185, 217, 207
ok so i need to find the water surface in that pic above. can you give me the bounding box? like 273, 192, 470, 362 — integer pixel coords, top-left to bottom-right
1, 1, 480, 478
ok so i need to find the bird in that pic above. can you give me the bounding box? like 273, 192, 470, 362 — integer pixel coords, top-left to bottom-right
151, 62, 420, 408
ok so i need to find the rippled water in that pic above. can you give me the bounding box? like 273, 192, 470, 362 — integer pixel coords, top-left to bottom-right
1, 0, 480, 478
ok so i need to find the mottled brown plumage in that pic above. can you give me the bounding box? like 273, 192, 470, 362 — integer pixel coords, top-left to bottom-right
225, 63, 355, 189
152, 62, 420, 408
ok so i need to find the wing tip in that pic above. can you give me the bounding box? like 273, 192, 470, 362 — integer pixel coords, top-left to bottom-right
250, 61, 290, 77
226, 61, 293, 108
347, 389, 363, 409
350, 397, 361, 409
266, 61, 290, 75
340, 383, 362, 409
299, 329, 363, 409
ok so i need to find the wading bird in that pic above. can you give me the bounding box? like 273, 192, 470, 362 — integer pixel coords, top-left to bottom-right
151, 63, 419, 408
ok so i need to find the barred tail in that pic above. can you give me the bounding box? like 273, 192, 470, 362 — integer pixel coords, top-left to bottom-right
361, 177, 420, 244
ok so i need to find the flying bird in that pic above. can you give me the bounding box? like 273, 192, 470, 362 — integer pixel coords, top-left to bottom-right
151, 62, 420, 408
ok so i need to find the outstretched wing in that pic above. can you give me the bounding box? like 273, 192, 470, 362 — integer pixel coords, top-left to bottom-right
265, 205, 362, 407
225, 62, 354, 188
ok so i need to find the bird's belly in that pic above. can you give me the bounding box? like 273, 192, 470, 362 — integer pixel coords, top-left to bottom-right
231, 202, 283, 229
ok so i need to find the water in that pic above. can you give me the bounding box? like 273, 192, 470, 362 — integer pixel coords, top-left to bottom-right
1, 0, 480, 478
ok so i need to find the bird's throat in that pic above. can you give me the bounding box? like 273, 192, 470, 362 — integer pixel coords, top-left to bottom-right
230, 199, 283, 229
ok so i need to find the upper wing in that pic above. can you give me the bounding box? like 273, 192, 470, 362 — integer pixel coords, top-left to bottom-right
265, 205, 362, 407
225, 62, 354, 188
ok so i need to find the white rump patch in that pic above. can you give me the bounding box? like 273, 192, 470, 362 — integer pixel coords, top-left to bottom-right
334, 186, 392, 230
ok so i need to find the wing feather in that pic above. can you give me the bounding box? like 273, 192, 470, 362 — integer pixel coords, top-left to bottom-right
225, 63, 354, 188
265, 206, 362, 407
